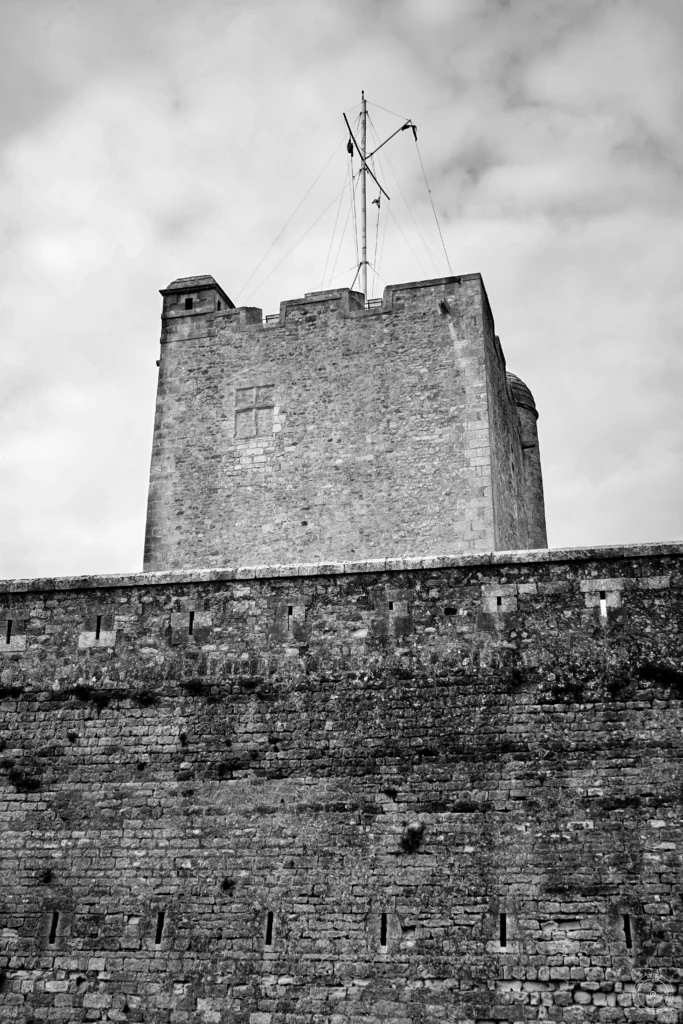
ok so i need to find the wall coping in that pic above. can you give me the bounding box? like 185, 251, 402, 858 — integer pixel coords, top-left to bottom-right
1, 542, 682, 594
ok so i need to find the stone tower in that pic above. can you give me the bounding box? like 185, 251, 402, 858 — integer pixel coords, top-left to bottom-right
144, 272, 547, 571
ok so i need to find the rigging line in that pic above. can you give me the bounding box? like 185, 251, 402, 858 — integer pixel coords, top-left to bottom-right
368, 114, 442, 276
376, 195, 389, 288
385, 153, 442, 275
367, 149, 383, 298
371, 191, 381, 300
243, 185, 348, 304
368, 113, 442, 275
343, 104, 370, 121
350, 263, 361, 291
343, 114, 390, 200
326, 261, 361, 284
321, 160, 350, 287
364, 128, 392, 290
413, 136, 453, 276
366, 99, 409, 121
327, 187, 355, 287
235, 136, 344, 300
365, 126, 393, 269
366, 260, 388, 286
350, 162, 360, 272
386, 204, 430, 278
366, 120, 414, 161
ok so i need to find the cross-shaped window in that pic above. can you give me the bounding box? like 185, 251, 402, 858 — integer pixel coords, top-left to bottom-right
235, 385, 274, 438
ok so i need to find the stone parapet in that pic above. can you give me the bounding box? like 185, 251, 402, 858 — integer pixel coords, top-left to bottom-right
1, 540, 681, 593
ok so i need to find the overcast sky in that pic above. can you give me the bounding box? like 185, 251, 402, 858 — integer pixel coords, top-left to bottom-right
1, 0, 681, 578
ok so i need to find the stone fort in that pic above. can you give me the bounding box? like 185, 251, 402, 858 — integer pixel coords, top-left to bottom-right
0, 271, 681, 1024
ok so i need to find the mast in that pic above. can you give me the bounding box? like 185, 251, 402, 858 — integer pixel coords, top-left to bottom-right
343, 96, 410, 298
360, 90, 368, 299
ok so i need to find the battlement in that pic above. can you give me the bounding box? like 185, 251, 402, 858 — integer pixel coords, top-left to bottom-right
194, 274, 490, 328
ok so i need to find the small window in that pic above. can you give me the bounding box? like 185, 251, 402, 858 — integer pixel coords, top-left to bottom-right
235, 385, 275, 438
184, 297, 193, 311
217, 300, 222, 311
623, 913, 633, 949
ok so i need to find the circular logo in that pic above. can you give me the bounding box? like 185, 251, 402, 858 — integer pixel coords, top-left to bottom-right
633, 970, 674, 1015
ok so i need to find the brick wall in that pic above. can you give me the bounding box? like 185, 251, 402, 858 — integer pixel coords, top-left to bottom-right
144, 274, 544, 571
1, 542, 682, 1022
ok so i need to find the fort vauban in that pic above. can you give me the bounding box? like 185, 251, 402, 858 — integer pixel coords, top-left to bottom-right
0, 95, 681, 1023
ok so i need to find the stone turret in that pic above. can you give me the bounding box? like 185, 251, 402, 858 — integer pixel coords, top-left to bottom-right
507, 372, 548, 548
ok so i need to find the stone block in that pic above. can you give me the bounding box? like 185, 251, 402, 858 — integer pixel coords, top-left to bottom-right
637, 575, 671, 589
78, 631, 117, 650
170, 610, 212, 645
579, 577, 633, 592
0, 635, 26, 653
481, 584, 518, 597
344, 559, 387, 573
297, 563, 321, 577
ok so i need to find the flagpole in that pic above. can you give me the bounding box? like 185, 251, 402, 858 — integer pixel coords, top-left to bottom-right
360, 90, 367, 300
343, 97, 410, 298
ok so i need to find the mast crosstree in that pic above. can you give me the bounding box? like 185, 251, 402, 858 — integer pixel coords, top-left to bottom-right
344, 92, 414, 299
238, 94, 451, 305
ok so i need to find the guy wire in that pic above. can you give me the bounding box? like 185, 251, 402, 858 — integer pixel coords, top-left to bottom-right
236, 136, 344, 301
243, 186, 348, 304
327, 190, 355, 288
413, 135, 453, 276
321, 160, 351, 287
368, 113, 442, 276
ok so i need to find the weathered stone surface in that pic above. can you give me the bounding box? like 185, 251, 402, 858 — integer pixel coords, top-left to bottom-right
0, 543, 681, 1021
143, 275, 548, 570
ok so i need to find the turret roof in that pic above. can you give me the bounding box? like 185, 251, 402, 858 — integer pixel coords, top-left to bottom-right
506, 372, 537, 413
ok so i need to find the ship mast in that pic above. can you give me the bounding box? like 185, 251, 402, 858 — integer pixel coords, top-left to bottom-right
344, 95, 416, 299
360, 91, 368, 300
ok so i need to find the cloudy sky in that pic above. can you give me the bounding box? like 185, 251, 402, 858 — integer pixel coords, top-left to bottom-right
1, 0, 681, 578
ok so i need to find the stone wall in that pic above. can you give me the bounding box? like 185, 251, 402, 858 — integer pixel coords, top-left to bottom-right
507, 376, 547, 551
479, 302, 528, 550
144, 274, 543, 572
1, 542, 682, 1022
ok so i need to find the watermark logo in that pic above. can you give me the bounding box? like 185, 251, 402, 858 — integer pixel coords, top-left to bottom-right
633, 970, 675, 1015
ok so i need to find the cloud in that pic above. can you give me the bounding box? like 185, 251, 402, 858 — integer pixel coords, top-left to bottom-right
0, 0, 681, 576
